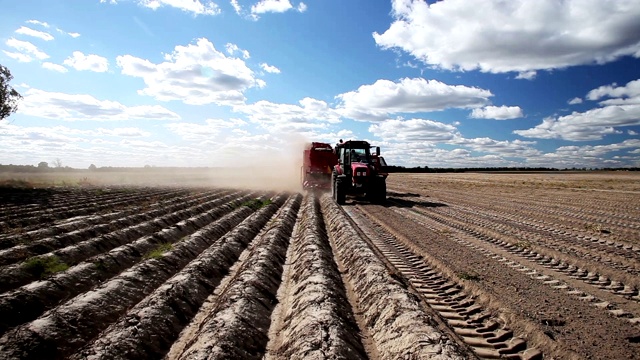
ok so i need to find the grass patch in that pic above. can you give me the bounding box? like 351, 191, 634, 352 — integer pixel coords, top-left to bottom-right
144, 243, 173, 259
584, 223, 611, 234
457, 271, 481, 281
240, 198, 273, 210
515, 240, 532, 249
23, 256, 69, 279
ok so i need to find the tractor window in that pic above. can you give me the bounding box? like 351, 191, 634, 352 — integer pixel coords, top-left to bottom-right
350, 148, 368, 163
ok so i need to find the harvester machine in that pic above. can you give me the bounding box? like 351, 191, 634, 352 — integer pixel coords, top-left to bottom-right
301, 142, 338, 190
331, 139, 388, 205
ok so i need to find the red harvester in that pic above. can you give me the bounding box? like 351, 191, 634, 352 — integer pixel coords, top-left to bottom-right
301, 142, 338, 189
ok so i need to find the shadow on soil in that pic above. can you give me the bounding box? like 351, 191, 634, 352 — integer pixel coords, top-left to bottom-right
383, 197, 448, 208
343, 191, 448, 208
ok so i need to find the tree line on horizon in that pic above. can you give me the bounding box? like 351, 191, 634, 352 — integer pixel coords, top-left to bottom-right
0, 164, 638, 173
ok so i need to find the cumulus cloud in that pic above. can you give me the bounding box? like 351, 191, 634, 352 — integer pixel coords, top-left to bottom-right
117, 38, 263, 106
15, 26, 54, 41
42, 62, 68, 73
260, 63, 280, 73
550, 139, 640, 164
166, 118, 246, 141
251, 0, 307, 18
63, 51, 109, 72
470, 105, 523, 120
369, 118, 459, 142
568, 97, 583, 105
336, 78, 492, 122
133, 0, 220, 15
515, 71, 537, 80
17, 88, 180, 121
235, 97, 340, 132
516, 78, 640, 140
453, 137, 540, 157
586, 79, 640, 105
629, 130, 639, 136
374, 0, 640, 74
4, 38, 49, 62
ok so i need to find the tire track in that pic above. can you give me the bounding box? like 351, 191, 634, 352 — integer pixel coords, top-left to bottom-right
320, 194, 467, 360
345, 205, 542, 360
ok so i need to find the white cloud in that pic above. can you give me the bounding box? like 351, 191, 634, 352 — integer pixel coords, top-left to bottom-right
374, 0, 640, 74
3, 51, 32, 62
629, 130, 638, 136
117, 38, 262, 105
553, 139, 640, 159
250, 0, 306, 17
470, 105, 523, 120
26, 20, 50, 28
234, 97, 340, 132
369, 118, 459, 142
453, 137, 540, 157
17, 88, 180, 121
517, 78, 640, 141
225, 43, 250, 59
63, 51, 109, 72
230, 0, 242, 14
137, 0, 220, 15
515, 71, 537, 80
586, 79, 640, 105
42, 62, 68, 73
568, 97, 583, 105
15, 26, 54, 41
514, 108, 638, 141
166, 118, 246, 141
252, 0, 293, 13
260, 63, 280, 74
55, 28, 81, 38
336, 78, 492, 122
4, 38, 49, 62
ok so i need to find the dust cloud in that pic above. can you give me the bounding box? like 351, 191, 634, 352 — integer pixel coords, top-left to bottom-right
1, 134, 336, 193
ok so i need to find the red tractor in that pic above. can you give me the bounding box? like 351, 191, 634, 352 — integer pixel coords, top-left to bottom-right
301, 142, 338, 190
331, 140, 387, 204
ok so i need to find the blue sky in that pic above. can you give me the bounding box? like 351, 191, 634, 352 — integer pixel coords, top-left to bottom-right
1, 0, 640, 169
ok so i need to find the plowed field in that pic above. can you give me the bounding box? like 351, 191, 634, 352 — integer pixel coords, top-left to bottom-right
0, 172, 639, 359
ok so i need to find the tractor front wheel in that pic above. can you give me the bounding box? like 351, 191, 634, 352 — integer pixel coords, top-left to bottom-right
333, 177, 346, 205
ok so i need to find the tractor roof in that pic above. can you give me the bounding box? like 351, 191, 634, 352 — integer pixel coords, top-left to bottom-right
337, 140, 371, 148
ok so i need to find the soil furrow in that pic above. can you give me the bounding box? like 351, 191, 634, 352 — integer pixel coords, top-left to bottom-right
0, 190, 231, 266
0, 191, 247, 293
0, 195, 262, 359
168, 194, 301, 360
0, 192, 256, 336
71, 193, 289, 360
265, 192, 367, 360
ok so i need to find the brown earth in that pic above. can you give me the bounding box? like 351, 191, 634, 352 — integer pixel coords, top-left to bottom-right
0, 171, 638, 359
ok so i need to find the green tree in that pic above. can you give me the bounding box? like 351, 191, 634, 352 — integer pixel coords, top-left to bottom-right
0, 64, 22, 121
38, 161, 49, 169
88, 164, 97, 170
